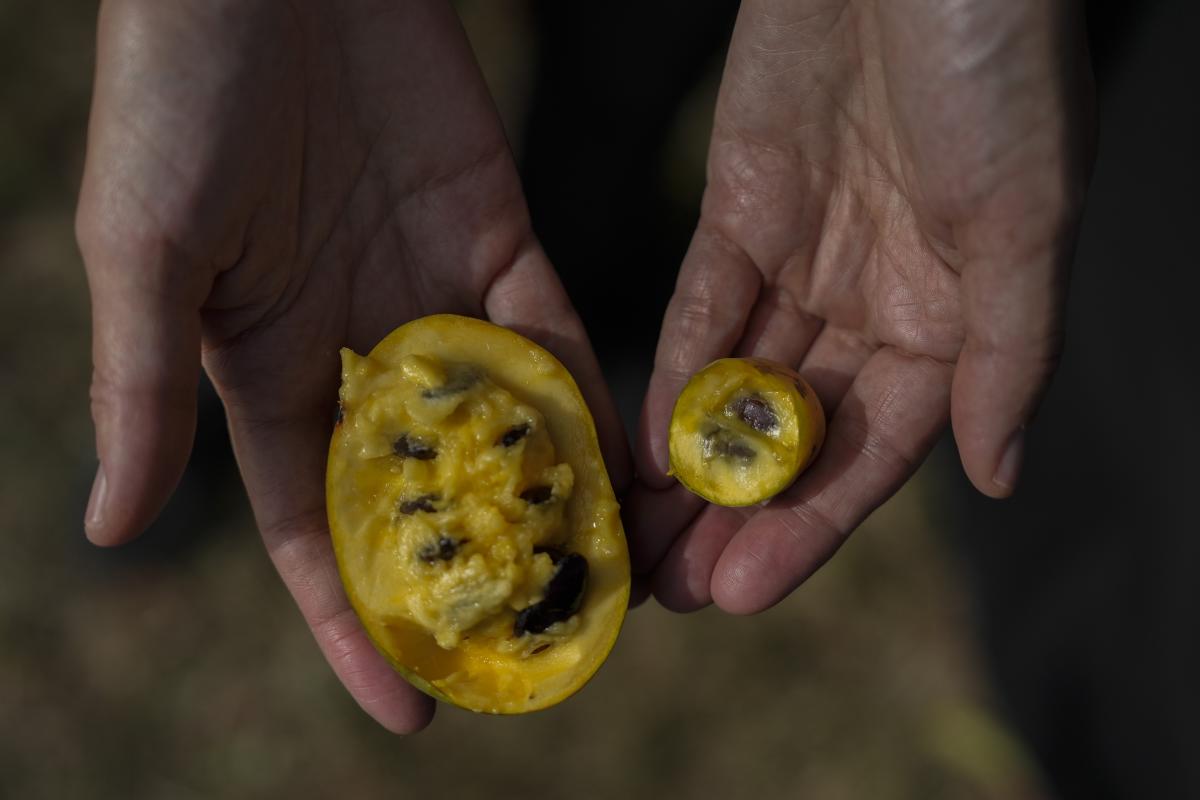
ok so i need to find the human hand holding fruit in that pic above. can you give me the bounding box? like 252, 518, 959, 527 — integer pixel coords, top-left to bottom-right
77, 0, 628, 732
630, 0, 1095, 613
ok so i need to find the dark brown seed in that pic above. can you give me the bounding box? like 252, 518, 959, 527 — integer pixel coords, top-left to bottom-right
530, 644, 552, 655
498, 424, 530, 447
703, 428, 756, 462
514, 553, 588, 636
417, 536, 467, 564
421, 366, 482, 399
393, 434, 437, 460
520, 485, 554, 505
730, 394, 778, 433
399, 493, 440, 514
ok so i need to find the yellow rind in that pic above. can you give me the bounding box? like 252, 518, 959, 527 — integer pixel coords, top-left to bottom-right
668, 357, 825, 507
326, 315, 629, 714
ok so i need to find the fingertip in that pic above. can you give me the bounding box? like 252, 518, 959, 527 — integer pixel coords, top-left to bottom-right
986, 427, 1025, 498
633, 378, 676, 488
651, 569, 712, 614
86, 385, 198, 547
83, 463, 110, 545
372, 688, 437, 735
627, 576, 652, 610
710, 557, 770, 616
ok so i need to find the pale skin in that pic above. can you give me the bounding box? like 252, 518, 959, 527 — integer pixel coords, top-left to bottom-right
629, 0, 1094, 611
79, 0, 1092, 731
77, 0, 629, 733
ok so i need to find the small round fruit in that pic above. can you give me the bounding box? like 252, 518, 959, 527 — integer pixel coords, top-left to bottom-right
668, 357, 825, 506
326, 315, 629, 714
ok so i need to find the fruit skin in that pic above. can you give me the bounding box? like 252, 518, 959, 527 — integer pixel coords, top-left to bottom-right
668, 357, 826, 507
326, 314, 629, 714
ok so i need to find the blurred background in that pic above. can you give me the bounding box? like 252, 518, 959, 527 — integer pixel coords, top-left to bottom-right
1, 1, 1195, 798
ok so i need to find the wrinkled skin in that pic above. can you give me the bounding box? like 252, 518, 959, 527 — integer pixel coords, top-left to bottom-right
79, 0, 1094, 732
77, 0, 629, 733
629, 0, 1094, 612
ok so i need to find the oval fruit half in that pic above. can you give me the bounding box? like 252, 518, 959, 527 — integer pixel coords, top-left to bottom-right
327, 315, 629, 713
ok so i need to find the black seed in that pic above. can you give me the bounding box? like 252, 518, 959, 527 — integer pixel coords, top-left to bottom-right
530, 644, 552, 655
715, 437, 756, 461
417, 536, 467, 564
333, 401, 344, 426
704, 428, 756, 462
393, 434, 437, 460
399, 493, 440, 514
521, 485, 554, 505
730, 394, 778, 433
514, 553, 588, 636
421, 366, 482, 399
498, 424, 530, 447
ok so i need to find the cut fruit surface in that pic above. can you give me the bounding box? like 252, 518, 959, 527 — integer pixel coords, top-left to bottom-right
668, 358, 825, 507
326, 315, 629, 714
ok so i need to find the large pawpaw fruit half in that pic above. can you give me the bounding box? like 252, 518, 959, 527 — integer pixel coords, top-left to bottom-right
327, 315, 629, 714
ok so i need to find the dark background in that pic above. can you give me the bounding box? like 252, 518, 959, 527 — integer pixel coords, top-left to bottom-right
1, 1, 1195, 797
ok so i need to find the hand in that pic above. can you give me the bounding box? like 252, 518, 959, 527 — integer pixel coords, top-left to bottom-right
630, 0, 1093, 612
77, 0, 629, 732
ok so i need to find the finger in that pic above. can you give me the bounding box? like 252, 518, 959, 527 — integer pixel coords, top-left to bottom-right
711, 348, 952, 614
485, 241, 632, 494
732, 283, 824, 368
637, 223, 761, 487
649, 326, 873, 611
952, 247, 1068, 497
651, 503, 752, 612
218, 396, 435, 734
77, 212, 207, 546
624, 479, 706, 576
628, 575, 652, 610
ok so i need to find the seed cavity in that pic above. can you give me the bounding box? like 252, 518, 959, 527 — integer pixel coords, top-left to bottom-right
421, 366, 482, 399
498, 424, 530, 447
703, 427, 756, 462
399, 493, 440, 515
514, 552, 588, 636
520, 485, 554, 505
393, 433, 437, 460
730, 394, 778, 433
417, 536, 467, 564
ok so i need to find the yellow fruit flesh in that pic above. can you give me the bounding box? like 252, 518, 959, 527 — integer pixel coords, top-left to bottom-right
669, 358, 824, 507
327, 315, 628, 714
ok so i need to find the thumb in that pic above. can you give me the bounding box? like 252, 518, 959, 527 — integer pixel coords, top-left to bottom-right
78, 213, 207, 546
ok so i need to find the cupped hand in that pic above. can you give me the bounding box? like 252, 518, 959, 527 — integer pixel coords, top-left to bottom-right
630, 0, 1093, 613
77, 0, 629, 733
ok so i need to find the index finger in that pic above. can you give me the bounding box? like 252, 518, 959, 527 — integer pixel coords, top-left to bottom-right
636, 223, 762, 487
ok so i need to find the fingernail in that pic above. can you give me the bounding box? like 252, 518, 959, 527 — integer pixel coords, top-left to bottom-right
85, 464, 107, 535
993, 429, 1025, 492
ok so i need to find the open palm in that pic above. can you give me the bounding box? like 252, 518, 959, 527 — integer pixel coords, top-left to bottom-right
77, 0, 628, 732
630, 0, 1093, 612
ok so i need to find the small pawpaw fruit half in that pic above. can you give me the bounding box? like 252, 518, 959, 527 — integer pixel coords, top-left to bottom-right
326, 315, 629, 714
668, 358, 825, 507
